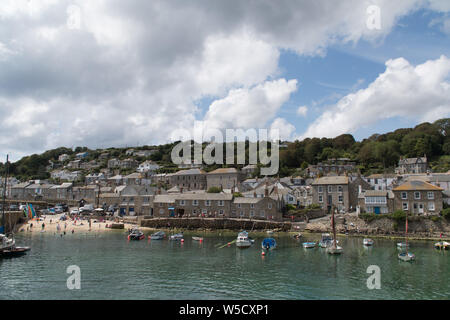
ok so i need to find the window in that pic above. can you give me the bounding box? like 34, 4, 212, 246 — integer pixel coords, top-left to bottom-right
328, 185, 332, 193
218, 200, 224, 206
260, 210, 265, 217
201, 209, 207, 214
250, 204, 255, 208
427, 192, 434, 200
402, 202, 408, 210
205, 200, 211, 206
192, 200, 198, 206
159, 203, 163, 207
318, 195, 323, 203
338, 195, 343, 203
318, 186, 323, 193
414, 192, 420, 200
180, 200, 185, 206
159, 209, 164, 215
401, 192, 407, 200
268, 203, 272, 209
338, 185, 343, 193
428, 202, 435, 211
219, 209, 224, 215
240, 211, 244, 217
237, 203, 241, 208
250, 210, 254, 217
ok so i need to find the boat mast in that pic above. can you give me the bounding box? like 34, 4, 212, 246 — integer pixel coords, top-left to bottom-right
1, 154, 9, 233
331, 205, 336, 248
405, 211, 408, 254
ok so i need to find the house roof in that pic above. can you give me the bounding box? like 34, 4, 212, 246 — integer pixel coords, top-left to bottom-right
173, 168, 205, 175
208, 168, 238, 174
398, 157, 427, 165
124, 173, 142, 179
366, 174, 397, 179
233, 197, 263, 204
312, 176, 349, 185
393, 180, 443, 191
364, 190, 389, 197
153, 195, 176, 203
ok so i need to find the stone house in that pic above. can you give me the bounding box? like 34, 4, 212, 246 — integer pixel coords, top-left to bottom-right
392, 180, 443, 215
364, 173, 397, 191
206, 168, 241, 190
169, 169, 207, 190
395, 156, 428, 174
9, 182, 31, 199
358, 190, 395, 214
232, 197, 281, 220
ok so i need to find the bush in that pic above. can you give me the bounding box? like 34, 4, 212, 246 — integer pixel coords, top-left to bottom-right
431, 216, 441, 222
442, 208, 450, 220
359, 212, 378, 222
207, 187, 221, 193
390, 210, 406, 221
286, 204, 296, 211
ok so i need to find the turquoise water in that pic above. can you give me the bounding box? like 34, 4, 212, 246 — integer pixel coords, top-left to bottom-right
1, 231, 449, 300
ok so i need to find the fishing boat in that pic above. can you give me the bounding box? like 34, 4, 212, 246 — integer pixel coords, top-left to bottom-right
1, 246, 31, 258
326, 207, 343, 255
128, 228, 145, 241
192, 236, 204, 241
398, 214, 415, 262
236, 231, 253, 248
150, 231, 165, 240
434, 241, 450, 250
169, 233, 184, 241
302, 242, 316, 248
363, 238, 374, 246
0, 233, 15, 252
261, 238, 277, 250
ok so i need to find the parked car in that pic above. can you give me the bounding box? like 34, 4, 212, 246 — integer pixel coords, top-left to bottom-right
56, 203, 69, 212
70, 208, 79, 215
9, 204, 19, 210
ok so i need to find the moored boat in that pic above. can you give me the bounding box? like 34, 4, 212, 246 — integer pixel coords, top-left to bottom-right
302, 242, 316, 248
0, 233, 15, 252
192, 236, 204, 241
128, 228, 145, 241
398, 252, 415, 262
326, 207, 343, 255
169, 233, 184, 241
150, 231, 165, 240
363, 238, 374, 246
398, 213, 415, 262
318, 233, 339, 248
261, 238, 276, 250
236, 231, 253, 248
434, 241, 450, 250
397, 242, 410, 249
1, 246, 31, 258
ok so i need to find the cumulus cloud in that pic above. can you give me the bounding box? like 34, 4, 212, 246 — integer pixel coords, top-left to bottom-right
299, 55, 450, 139
297, 106, 308, 117
269, 118, 296, 141
0, 0, 447, 160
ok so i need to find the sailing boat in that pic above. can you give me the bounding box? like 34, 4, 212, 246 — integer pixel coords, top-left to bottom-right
398, 214, 415, 262
326, 207, 343, 255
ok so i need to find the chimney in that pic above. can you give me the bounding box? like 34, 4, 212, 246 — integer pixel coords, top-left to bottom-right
253, 191, 257, 198
358, 185, 362, 195
264, 183, 269, 197
180, 187, 183, 193
158, 187, 161, 195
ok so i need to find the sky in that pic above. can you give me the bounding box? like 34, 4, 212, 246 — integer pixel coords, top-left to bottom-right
0, 0, 450, 161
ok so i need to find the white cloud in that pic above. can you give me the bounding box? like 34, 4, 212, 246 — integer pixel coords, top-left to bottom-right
297, 106, 308, 117
269, 118, 296, 141
203, 79, 298, 130
300, 55, 450, 139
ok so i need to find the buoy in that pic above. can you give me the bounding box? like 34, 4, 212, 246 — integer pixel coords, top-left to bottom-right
227, 242, 231, 246
261, 251, 265, 256
181, 239, 184, 242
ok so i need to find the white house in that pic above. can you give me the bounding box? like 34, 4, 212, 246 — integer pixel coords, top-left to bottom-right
137, 160, 160, 173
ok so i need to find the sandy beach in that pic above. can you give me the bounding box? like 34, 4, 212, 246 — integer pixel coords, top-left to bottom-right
17, 213, 139, 235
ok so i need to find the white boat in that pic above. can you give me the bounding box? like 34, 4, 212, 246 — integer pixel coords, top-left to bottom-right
397, 242, 410, 249
236, 231, 253, 248
363, 238, 374, 246
434, 241, 449, 250
266, 230, 274, 235
302, 242, 316, 248
318, 233, 339, 248
0, 233, 15, 252
150, 231, 165, 240
398, 214, 415, 262
326, 245, 343, 254
192, 236, 203, 241
169, 233, 184, 241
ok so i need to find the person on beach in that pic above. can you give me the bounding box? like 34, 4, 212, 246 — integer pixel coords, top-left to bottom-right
57, 224, 61, 233
42, 223, 45, 230
72, 229, 74, 234
64, 223, 67, 230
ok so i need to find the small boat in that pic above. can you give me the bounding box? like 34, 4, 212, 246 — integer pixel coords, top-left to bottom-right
326, 207, 343, 255
0, 233, 15, 252
169, 233, 184, 241
150, 231, 165, 240
261, 238, 277, 250
302, 242, 316, 248
192, 236, 204, 241
1, 246, 31, 258
397, 242, 410, 249
128, 228, 145, 241
434, 241, 450, 250
266, 230, 274, 235
318, 233, 339, 248
293, 233, 302, 239
398, 252, 415, 262
398, 214, 415, 262
363, 238, 374, 246
236, 231, 253, 248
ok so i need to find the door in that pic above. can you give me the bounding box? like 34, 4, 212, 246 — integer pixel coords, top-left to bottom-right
374, 207, 380, 214
418, 203, 424, 214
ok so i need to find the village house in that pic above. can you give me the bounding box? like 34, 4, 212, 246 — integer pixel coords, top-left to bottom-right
58, 154, 70, 162
206, 168, 242, 190
51, 182, 73, 200
85, 173, 106, 185
107, 174, 123, 187
232, 196, 281, 220
306, 158, 356, 178
121, 158, 139, 169
169, 169, 207, 190
9, 182, 31, 199
364, 173, 397, 190
241, 164, 257, 177
395, 156, 429, 174
24, 183, 55, 200
99, 152, 109, 161
76, 152, 89, 159
137, 160, 160, 173
358, 190, 395, 214
392, 180, 444, 215
67, 160, 81, 169
291, 185, 313, 207
107, 158, 122, 169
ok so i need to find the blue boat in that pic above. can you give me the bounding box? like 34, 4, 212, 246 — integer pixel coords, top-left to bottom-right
261, 238, 277, 250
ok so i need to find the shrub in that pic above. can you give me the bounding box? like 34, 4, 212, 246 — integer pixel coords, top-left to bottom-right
431, 216, 441, 222
359, 212, 378, 222
390, 210, 406, 221
207, 186, 221, 193
442, 208, 450, 220
286, 204, 296, 211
